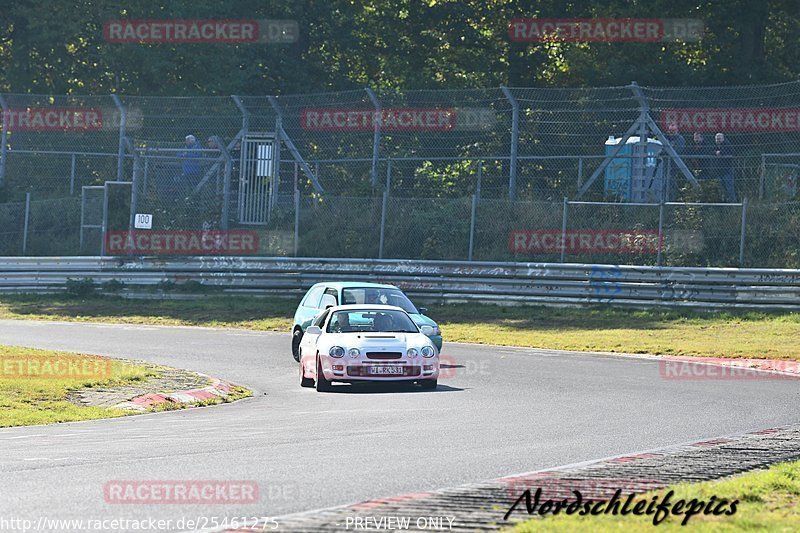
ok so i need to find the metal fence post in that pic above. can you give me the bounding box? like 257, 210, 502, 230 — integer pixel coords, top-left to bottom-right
476, 160, 483, 199
0, 94, 8, 187
100, 184, 109, 256
385, 158, 392, 191
209, 135, 232, 229
70, 154, 76, 195
125, 140, 139, 234
79, 189, 85, 250
500, 86, 519, 201
378, 190, 388, 259
111, 94, 126, 181
143, 157, 149, 196
293, 189, 300, 257
739, 198, 748, 267
231, 95, 249, 225
231, 95, 250, 134
759, 155, 765, 200
268, 95, 324, 193
560, 197, 568, 263
365, 88, 382, 189
657, 202, 665, 267
468, 194, 478, 261
22, 192, 30, 255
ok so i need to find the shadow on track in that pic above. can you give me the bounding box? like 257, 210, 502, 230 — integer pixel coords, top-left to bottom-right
318, 382, 465, 394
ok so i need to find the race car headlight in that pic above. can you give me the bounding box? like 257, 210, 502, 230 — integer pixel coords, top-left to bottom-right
421, 346, 436, 358
407, 348, 419, 358
348, 348, 360, 358
329, 346, 345, 358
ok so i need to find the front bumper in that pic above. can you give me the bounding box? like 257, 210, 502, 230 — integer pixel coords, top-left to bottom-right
320, 356, 439, 383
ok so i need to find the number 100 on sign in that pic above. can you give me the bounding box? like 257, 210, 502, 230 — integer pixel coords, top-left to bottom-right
134, 214, 153, 229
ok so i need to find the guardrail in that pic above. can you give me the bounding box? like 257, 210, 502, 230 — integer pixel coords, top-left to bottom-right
1, 257, 799, 310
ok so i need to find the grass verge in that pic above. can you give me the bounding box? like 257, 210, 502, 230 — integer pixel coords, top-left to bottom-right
0, 344, 252, 428
509, 460, 800, 532
0, 295, 798, 361
0, 345, 157, 427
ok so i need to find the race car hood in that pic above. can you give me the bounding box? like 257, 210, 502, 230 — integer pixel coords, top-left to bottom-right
321, 332, 432, 351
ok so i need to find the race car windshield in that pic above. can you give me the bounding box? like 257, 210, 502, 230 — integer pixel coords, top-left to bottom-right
341, 288, 419, 314
327, 310, 419, 333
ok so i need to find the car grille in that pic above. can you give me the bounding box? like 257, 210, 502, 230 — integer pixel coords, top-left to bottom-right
366, 352, 403, 360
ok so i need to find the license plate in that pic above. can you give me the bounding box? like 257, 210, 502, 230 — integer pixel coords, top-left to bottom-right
367, 366, 403, 375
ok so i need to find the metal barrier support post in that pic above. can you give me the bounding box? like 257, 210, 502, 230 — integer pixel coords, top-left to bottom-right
22, 192, 30, 255
365, 88, 382, 189
468, 194, 478, 261
740, 198, 748, 267
379, 190, 388, 259
111, 94, 126, 181
560, 197, 568, 263
500, 86, 519, 201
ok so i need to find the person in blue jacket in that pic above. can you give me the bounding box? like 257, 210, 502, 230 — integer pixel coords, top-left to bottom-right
179, 134, 203, 190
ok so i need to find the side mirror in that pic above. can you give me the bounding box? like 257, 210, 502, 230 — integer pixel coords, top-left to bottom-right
306, 326, 322, 336
419, 325, 434, 336
418, 307, 428, 315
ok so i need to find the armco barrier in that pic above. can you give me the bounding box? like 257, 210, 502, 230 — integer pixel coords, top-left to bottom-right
0, 257, 798, 310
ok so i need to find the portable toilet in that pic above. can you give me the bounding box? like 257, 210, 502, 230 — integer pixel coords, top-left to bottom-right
604, 136, 665, 202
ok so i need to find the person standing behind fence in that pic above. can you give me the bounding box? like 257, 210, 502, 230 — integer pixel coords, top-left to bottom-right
712, 133, 737, 202
179, 134, 203, 193
689, 132, 709, 179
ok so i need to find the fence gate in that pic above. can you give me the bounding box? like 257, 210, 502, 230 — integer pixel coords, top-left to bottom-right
80, 185, 105, 253
238, 133, 279, 224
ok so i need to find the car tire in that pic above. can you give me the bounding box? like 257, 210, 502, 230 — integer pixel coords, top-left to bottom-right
315, 356, 332, 392
299, 352, 314, 388
291, 328, 303, 362
419, 379, 438, 390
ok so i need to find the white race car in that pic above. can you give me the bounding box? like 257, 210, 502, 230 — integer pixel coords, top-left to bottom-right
298, 304, 439, 392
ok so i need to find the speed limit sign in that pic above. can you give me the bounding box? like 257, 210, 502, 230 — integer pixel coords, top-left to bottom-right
134, 213, 152, 229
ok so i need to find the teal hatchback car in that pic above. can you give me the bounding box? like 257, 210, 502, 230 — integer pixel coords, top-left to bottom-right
292, 282, 442, 361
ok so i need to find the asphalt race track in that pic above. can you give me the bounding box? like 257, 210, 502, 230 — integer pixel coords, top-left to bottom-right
0, 319, 798, 529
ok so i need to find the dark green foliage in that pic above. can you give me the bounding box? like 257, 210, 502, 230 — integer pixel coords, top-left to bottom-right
65, 277, 96, 297
1, 1, 799, 95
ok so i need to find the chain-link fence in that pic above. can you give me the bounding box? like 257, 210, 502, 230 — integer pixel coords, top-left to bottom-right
0, 187, 797, 267
1, 82, 800, 267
